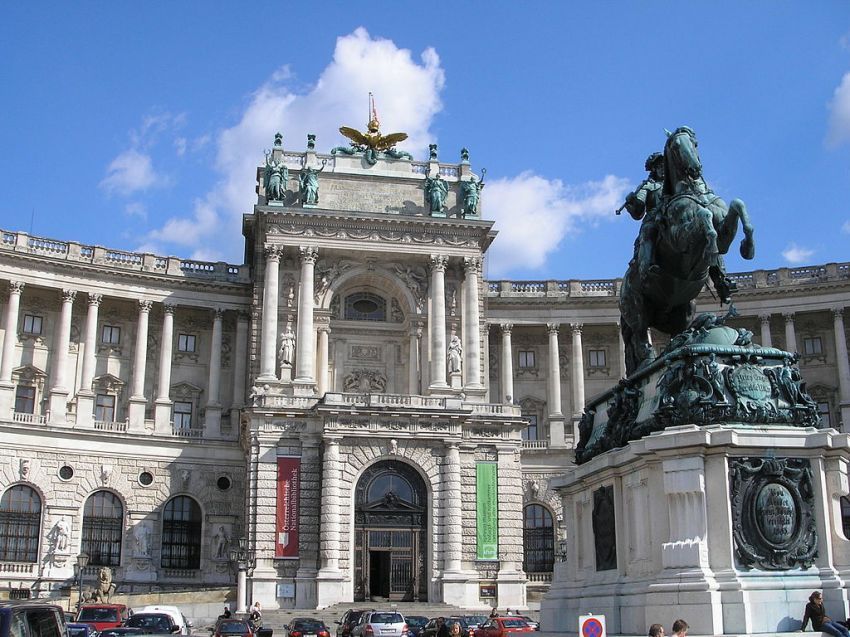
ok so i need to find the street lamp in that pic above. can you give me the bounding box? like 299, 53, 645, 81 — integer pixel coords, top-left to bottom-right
75, 552, 90, 613
229, 538, 255, 614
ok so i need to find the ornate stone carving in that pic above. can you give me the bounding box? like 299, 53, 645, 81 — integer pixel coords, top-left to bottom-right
212, 524, 230, 561
392, 263, 428, 311
390, 298, 404, 323
350, 345, 380, 361
138, 299, 153, 313
19, 458, 30, 480
343, 369, 387, 393
314, 258, 354, 300
47, 518, 70, 553
264, 245, 283, 261
100, 464, 112, 485
299, 246, 319, 264
132, 522, 152, 558
61, 289, 77, 303
9, 281, 25, 295
278, 327, 295, 367
88, 293, 103, 306
429, 254, 448, 272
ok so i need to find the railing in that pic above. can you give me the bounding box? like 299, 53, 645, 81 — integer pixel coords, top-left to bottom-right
11, 412, 47, 425
161, 568, 199, 578
522, 440, 549, 450
527, 572, 553, 583
510, 281, 546, 293
94, 419, 129, 433
467, 403, 523, 417
580, 280, 615, 294
29, 236, 68, 254
105, 249, 143, 266
259, 395, 319, 409
0, 563, 35, 574
171, 426, 203, 438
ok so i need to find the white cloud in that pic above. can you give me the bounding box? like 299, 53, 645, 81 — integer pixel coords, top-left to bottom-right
99, 150, 162, 195
142, 28, 445, 259
124, 202, 147, 220
842, 220, 850, 234
782, 243, 815, 264
484, 173, 631, 277
174, 137, 187, 157
826, 72, 850, 147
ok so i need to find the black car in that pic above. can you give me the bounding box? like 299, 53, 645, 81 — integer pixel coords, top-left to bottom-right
336, 610, 368, 637
422, 618, 472, 637
99, 629, 146, 637
288, 618, 330, 637
405, 616, 429, 637
125, 612, 180, 634
0, 601, 67, 637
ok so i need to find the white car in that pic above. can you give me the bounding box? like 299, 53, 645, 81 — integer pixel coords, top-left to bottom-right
135, 605, 192, 635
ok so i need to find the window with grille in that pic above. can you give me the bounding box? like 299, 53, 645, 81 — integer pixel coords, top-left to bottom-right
95, 394, 115, 423
842, 496, 850, 541
161, 496, 202, 569
588, 349, 607, 368
173, 402, 192, 429
177, 334, 196, 353
803, 337, 823, 356
0, 485, 42, 562
518, 351, 536, 368
522, 414, 539, 441
818, 402, 831, 429
82, 491, 123, 566
22, 314, 43, 335
523, 504, 554, 572
14, 386, 35, 414
344, 292, 386, 321
101, 325, 121, 345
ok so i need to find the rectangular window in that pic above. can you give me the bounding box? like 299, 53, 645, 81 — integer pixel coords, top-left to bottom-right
818, 401, 831, 428
177, 334, 196, 353
95, 394, 116, 422
522, 414, 539, 441
518, 350, 536, 368
803, 337, 823, 356
588, 349, 607, 368
22, 314, 42, 335
173, 401, 193, 429
14, 386, 35, 414
101, 325, 121, 345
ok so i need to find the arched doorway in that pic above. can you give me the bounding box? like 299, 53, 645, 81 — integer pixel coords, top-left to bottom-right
354, 460, 427, 602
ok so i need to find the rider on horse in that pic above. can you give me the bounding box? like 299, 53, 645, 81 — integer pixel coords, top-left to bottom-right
622, 152, 665, 282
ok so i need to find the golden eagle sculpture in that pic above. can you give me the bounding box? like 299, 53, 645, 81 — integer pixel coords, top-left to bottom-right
331, 94, 413, 165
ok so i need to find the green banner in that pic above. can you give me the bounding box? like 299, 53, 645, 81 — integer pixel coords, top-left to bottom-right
476, 462, 499, 560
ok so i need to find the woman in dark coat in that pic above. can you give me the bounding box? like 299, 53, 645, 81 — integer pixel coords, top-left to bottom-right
801, 591, 850, 636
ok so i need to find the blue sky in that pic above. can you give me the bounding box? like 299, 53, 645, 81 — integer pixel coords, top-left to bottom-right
2, 2, 850, 280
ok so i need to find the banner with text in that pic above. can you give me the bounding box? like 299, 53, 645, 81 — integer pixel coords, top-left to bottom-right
275, 456, 300, 558
476, 462, 499, 560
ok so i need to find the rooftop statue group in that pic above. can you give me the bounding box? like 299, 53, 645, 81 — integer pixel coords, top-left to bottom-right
264, 133, 326, 206
618, 126, 756, 376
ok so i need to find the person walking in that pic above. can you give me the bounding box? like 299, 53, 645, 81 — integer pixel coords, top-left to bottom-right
801, 591, 850, 636
648, 624, 664, 637
671, 619, 688, 637
249, 602, 263, 632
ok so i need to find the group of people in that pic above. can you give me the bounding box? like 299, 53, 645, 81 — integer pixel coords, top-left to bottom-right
648, 619, 688, 637
218, 602, 262, 632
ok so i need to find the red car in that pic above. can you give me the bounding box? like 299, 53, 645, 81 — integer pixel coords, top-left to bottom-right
76, 604, 130, 632
473, 618, 534, 637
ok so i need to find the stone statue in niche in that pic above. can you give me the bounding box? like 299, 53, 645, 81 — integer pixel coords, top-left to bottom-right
390, 298, 404, 323
19, 459, 30, 480
249, 384, 270, 406
213, 525, 229, 560
278, 327, 295, 366
133, 522, 151, 558
48, 518, 70, 553
448, 335, 463, 374
100, 465, 112, 485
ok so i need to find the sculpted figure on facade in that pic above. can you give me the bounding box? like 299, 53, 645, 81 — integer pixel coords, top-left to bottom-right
461, 172, 485, 217
448, 335, 463, 373
619, 152, 665, 282
213, 525, 229, 560
279, 327, 295, 367
48, 518, 70, 553
393, 264, 428, 311
19, 458, 30, 480
133, 522, 151, 558
424, 173, 449, 215
264, 152, 289, 202
298, 161, 325, 206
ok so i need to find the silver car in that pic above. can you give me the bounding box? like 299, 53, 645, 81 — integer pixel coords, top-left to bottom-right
352, 612, 408, 637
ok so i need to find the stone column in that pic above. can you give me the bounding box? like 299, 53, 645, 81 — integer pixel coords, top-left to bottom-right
154, 304, 175, 434
128, 299, 153, 431
570, 323, 585, 441
833, 308, 850, 431
317, 436, 346, 606
500, 323, 514, 403
295, 435, 322, 605
205, 308, 224, 438
462, 257, 483, 390
76, 293, 102, 427
784, 313, 797, 353
294, 246, 318, 393
444, 442, 463, 572
429, 255, 449, 390
230, 312, 249, 430
0, 281, 24, 385
316, 325, 330, 396
496, 444, 526, 607
547, 323, 566, 447
258, 246, 282, 382
483, 323, 491, 402
48, 289, 76, 423
408, 322, 422, 395
758, 314, 773, 348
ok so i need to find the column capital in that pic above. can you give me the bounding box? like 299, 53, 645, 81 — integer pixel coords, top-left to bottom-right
833, 307, 845, 320
138, 299, 154, 313
501, 322, 513, 334
463, 256, 482, 274
429, 254, 448, 272
783, 312, 795, 324
8, 281, 24, 295
445, 440, 460, 452
87, 293, 103, 307
299, 246, 319, 264
318, 324, 332, 335
571, 322, 584, 334
163, 303, 176, 315
213, 307, 225, 320
547, 323, 561, 334
61, 289, 77, 303
264, 245, 283, 261
759, 314, 772, 323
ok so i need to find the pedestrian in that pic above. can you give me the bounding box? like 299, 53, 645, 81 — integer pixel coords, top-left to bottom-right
648, 624, 664, 637
436, 617, 448, 637
220, 606, 232, 619
448, 623, 462, 637
801, 591, 850, 636
249, 602, 263, 632
489, 608, 499, 619
506, 609, 514, 617
671, 619, 688, 637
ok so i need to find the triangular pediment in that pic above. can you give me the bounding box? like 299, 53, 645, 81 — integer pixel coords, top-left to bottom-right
362, 493, 423, 514
92, 373, 125, 392
12, 365, 47, 381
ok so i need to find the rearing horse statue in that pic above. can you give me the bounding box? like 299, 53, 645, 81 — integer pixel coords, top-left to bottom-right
619, 126, 756, 376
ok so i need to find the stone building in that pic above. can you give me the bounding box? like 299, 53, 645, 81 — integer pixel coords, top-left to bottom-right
0, 131, 849, 610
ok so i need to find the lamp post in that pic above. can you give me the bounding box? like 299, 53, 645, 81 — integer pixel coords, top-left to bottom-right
75, 552, 90, 613
229, 538, 255, 614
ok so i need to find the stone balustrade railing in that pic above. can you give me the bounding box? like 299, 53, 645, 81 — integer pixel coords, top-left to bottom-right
0, 230, 250, 284
521, 439, 549, 450
486, 261, 850, 298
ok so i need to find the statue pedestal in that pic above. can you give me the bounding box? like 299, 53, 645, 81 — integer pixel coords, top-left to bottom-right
541, 424, 850, 636
449, 370, 462, 390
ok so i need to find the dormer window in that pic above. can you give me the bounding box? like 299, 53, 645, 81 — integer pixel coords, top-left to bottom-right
344, 292, 386, 322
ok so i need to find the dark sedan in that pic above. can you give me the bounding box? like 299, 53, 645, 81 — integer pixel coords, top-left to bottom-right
336, 610, 368, 637
125, 613, 180, 634
405, 616, 429, 637
214, 618, 254, 637
288, 618, 331, 637
98, 629, 146, 637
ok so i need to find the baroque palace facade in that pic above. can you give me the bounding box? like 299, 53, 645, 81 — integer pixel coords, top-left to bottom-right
1, 132, 849, 610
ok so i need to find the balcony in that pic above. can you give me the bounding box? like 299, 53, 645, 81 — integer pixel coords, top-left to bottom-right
11, 412, 47, 425
94, 419, 129, 433
521, 440, 550, 450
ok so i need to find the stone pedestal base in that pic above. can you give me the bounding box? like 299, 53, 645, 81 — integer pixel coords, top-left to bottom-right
441, 571, 480, 607
449, 371, 462, 390
497, 568, 527, 609
279, 366, 293, 384
128, 397, 147, 432
315, 568, 348, 609
48, 389, 70, 424
0, 382, 13, 417
204, 404, 222, 438
154, 399, 173, 434
294, 569, 318, 609
541, 425, 850, 636
293, 380, 316, 397
76, 392, 94, 427
548, 415, 567, 448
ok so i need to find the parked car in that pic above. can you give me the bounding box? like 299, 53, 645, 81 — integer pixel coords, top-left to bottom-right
335, 610, 368, 637
473, 618, 534, 637
515, 618, 538, 632
0, 601, 68, 637
77, 604, 131, 632
67, 622, 99, 637
421, 618, 471, 637
124, 613, 180, 635
98, 629, 145, 637
134, 607, 191, 635
351, 612, 407, 637
404, 616, 428, 637
213, 618, 253, 637
459, 618, 488, 632
287, 618, 330, 637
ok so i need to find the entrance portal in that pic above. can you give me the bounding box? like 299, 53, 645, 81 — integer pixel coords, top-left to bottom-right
354, 460, 427, 601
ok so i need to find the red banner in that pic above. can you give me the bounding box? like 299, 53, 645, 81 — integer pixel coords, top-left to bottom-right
275, 456, 300, 558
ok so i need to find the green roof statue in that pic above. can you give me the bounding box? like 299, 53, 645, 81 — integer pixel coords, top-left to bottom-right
299, 160, 326, 206
263, 151, 288, 202
461, 170, 485, 217
424, 172, 449, 216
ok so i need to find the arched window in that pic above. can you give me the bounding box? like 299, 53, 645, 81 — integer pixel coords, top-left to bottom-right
344, 292, 387, 322
82, 491, 123, 566
841, 496, 850, 540
161, 496, 202, 569
523, 504, 554, 572
0, 485, 42, 562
